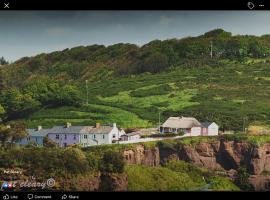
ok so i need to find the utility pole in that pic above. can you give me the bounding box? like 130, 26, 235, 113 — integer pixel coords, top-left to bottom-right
85, 80, 89, 105
159, 112, 161, 133
210, 41, 213, 59
243, 117, 248, 134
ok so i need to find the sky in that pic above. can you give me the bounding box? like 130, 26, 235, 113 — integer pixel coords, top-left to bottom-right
1, 11, 270, 62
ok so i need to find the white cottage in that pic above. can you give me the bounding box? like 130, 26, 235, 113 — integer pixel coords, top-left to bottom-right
161, 117, 202, 135
161, 117, 219, 136
201, 122, 219, 136
48, 122, 122, 147
83, 123, 121, 146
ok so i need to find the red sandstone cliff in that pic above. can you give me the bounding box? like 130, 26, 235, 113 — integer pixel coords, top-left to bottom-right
122, 141, 270, 190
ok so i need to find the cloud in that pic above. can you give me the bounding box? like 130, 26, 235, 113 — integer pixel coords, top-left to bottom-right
159, 15, 173, 26
44, 27, 73, 38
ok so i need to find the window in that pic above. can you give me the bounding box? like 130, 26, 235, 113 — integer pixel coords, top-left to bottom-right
73, 134, 76, 140
27, 137, 30, 141
112, 135, 115, 138
64, 134, 67, 140
36, 138, 38, 142
94, 134, 96, 139
103, 135, 105, 139
84, 135, 88, 139
56, 134, 59, 140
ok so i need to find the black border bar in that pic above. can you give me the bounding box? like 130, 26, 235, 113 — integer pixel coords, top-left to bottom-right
0, 0, 269, 10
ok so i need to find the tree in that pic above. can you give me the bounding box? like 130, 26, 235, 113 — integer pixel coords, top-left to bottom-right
62, 147, 88, 174
0, 57, 8, 65
43, 136, 57, 148
140, 52, 169, 73
0, 124, 11, 146
0, 104, 5, 121
8, 122, 28, 144
0, 122, 27, 147
101, 151, 125, 173
248, 40, 269, 58
1, 88, 41, 119
24, 76, 82, 107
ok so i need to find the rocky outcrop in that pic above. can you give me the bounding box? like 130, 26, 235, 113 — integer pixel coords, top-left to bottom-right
123, 145, 160, 166
249, 175, 270, 191
122, 140, 270, 191
179, 142, 222, 170
179, 141, 270, 175
123, 141, 270, 175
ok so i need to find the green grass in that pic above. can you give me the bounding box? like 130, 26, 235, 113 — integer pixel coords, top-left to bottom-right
98, 88, 199, 111
180, 136, 219, 146
206, 177, 240, 191
19, 60, 270, 130
125, 160, 239, 191
22, 104, 151, 128
246, 134, 270, 147
125, 165, 205, 191
179, 134, 270, 147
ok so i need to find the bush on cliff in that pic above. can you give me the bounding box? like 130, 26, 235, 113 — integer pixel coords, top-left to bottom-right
100, 150, 125, 173
234, 167, 253, 191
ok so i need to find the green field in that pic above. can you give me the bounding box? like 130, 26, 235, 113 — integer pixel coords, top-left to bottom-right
18, 60, 270, 130
22, 104, 151, 128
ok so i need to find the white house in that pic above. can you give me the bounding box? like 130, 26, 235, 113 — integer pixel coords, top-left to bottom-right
120, 132, 140, 141
47, 122, 122, 147
201, 122, 219, 136
161, 117, 202, 135
160, 117, 219, 136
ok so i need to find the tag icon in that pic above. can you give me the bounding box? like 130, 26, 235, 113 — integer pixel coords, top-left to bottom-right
247, 2, 255, 9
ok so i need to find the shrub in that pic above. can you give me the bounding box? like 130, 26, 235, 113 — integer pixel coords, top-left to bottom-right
234, 167, 253, 191
85, 152, 101, 171
149, 132, 184, 138
206, 176, 240, 191
62, 147, 89, 174
219, 133, 248, 142
100, 150, 125, 173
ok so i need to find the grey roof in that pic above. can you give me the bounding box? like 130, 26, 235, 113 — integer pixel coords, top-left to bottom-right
48, 125, 113, 135
201, 122, 217, 128
201, 122, 212, 128
26, 129, 50, 137
48, 126, 90, 134
87, 126, 113, 134
162, 117, 201, 129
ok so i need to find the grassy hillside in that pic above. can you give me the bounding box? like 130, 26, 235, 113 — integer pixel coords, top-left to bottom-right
15, 59, 270, 131
2, 29, 270, 130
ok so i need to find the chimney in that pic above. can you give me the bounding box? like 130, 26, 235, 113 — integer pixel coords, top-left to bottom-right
37, 125, 42, 131
6, 125, 11, 129
95, 122, 100, 128
66, 122, 71, 128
